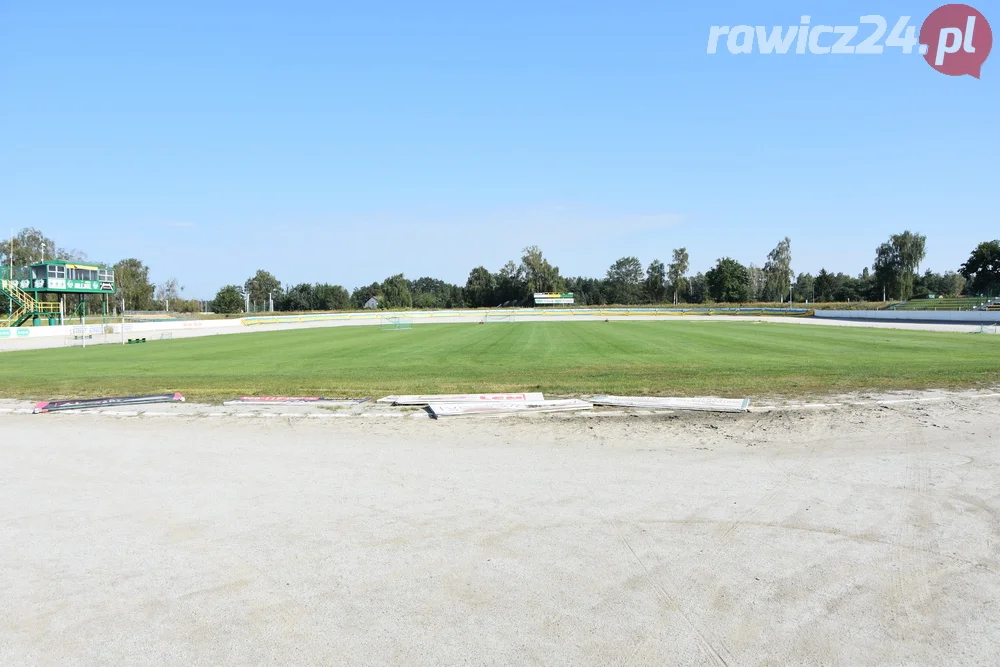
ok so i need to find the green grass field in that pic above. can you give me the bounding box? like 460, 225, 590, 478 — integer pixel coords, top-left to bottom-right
1, 321, 998, 401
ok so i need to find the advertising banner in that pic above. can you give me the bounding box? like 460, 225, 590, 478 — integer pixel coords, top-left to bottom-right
378, 392, 545, 405
533, 292, 575, 304
589, 396, 750, 413
34, 393, 185, 414
222, 397, 371, 406
429, 399, 592, 417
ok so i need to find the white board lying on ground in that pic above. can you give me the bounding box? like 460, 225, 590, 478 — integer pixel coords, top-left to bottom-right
429, 399, 592, 418
590, 396, 750, 413
222, 397, 371, 406
378, 392, 545, 405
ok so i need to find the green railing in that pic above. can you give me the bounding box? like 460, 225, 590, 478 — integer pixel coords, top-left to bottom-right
0, 266, 32, 282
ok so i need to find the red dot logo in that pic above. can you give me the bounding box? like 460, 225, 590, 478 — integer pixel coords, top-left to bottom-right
920, 4, 992, 78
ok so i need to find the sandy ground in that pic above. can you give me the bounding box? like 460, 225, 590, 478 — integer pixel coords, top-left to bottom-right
2, 394, 999, 666
3, 313, 997, 352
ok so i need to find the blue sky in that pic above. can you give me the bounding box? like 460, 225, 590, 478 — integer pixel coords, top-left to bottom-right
1, 1, 996, 297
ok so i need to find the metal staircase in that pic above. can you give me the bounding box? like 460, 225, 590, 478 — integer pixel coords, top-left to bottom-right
1, 277, 60, 327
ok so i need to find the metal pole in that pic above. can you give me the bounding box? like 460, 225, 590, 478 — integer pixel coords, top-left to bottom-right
7, 229, 11, 317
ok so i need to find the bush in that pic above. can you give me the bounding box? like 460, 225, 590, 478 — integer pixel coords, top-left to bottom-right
212, 285, 244, 314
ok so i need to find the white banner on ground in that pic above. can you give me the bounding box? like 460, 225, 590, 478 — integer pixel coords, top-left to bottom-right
589, 396, 750, 413
222, 397, 370, 406
378, 392, 545, 405
429, 399, 592, 418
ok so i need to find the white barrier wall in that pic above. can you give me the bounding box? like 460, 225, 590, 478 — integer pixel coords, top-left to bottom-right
0, 318, 244, 340
814, 310, 1000, 323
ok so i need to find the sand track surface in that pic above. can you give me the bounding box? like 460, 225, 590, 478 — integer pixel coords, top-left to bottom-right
2, 396, 999, 666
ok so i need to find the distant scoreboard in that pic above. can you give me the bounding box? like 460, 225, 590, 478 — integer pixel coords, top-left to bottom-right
534, 292, 575, 305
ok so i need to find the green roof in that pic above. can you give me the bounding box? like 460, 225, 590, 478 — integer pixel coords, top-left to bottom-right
28, 259, 110, 269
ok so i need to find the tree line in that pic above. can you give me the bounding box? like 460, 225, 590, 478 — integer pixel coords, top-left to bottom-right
210, 234, 1000, 314
4, 227, 1000, 317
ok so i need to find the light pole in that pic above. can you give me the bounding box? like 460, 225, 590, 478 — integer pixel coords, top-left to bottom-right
41, 243, 46, 263
7, 229, 12, 317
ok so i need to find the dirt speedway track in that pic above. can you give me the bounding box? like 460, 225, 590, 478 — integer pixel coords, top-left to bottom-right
3, 395, 999, 666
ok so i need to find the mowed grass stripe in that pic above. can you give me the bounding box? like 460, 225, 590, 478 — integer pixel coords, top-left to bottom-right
0, 321, 997, 401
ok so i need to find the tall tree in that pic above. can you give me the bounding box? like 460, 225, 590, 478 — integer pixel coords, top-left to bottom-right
960, 240, 1000, 297
0, 228, 53, 266
313, 283, 350, 310
915, 270, 966, 299
606, 256, 644, 304
687, 272, 707, 303
814, 268, 836, 302
155, 278, 181, 310
667, 248, 689, 304
942, 272, 967, 298
379, 274, 412, 309
892, 231, 926, 301
872, 242, 898, 301
564, 276, 606, 306
465, 266, 497, 308
705, 258, 751, 302
747, 264, 766, 301
495, 261, 526, 305
0, 227, 58, 266
211, 285, 244, 314
793, 272, 815, 302
873, 231, 926, 301
763, 237, 792, 302
644, 259, 667, 303
279, 284, 314, 311
0, 227, 87, 267
114, 258, 155, 311
519, 246, 564, 293
244, 270, 281, 310
407, 277, 463, 309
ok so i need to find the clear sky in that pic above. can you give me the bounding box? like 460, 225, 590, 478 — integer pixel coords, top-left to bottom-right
1, 1, 996, 297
